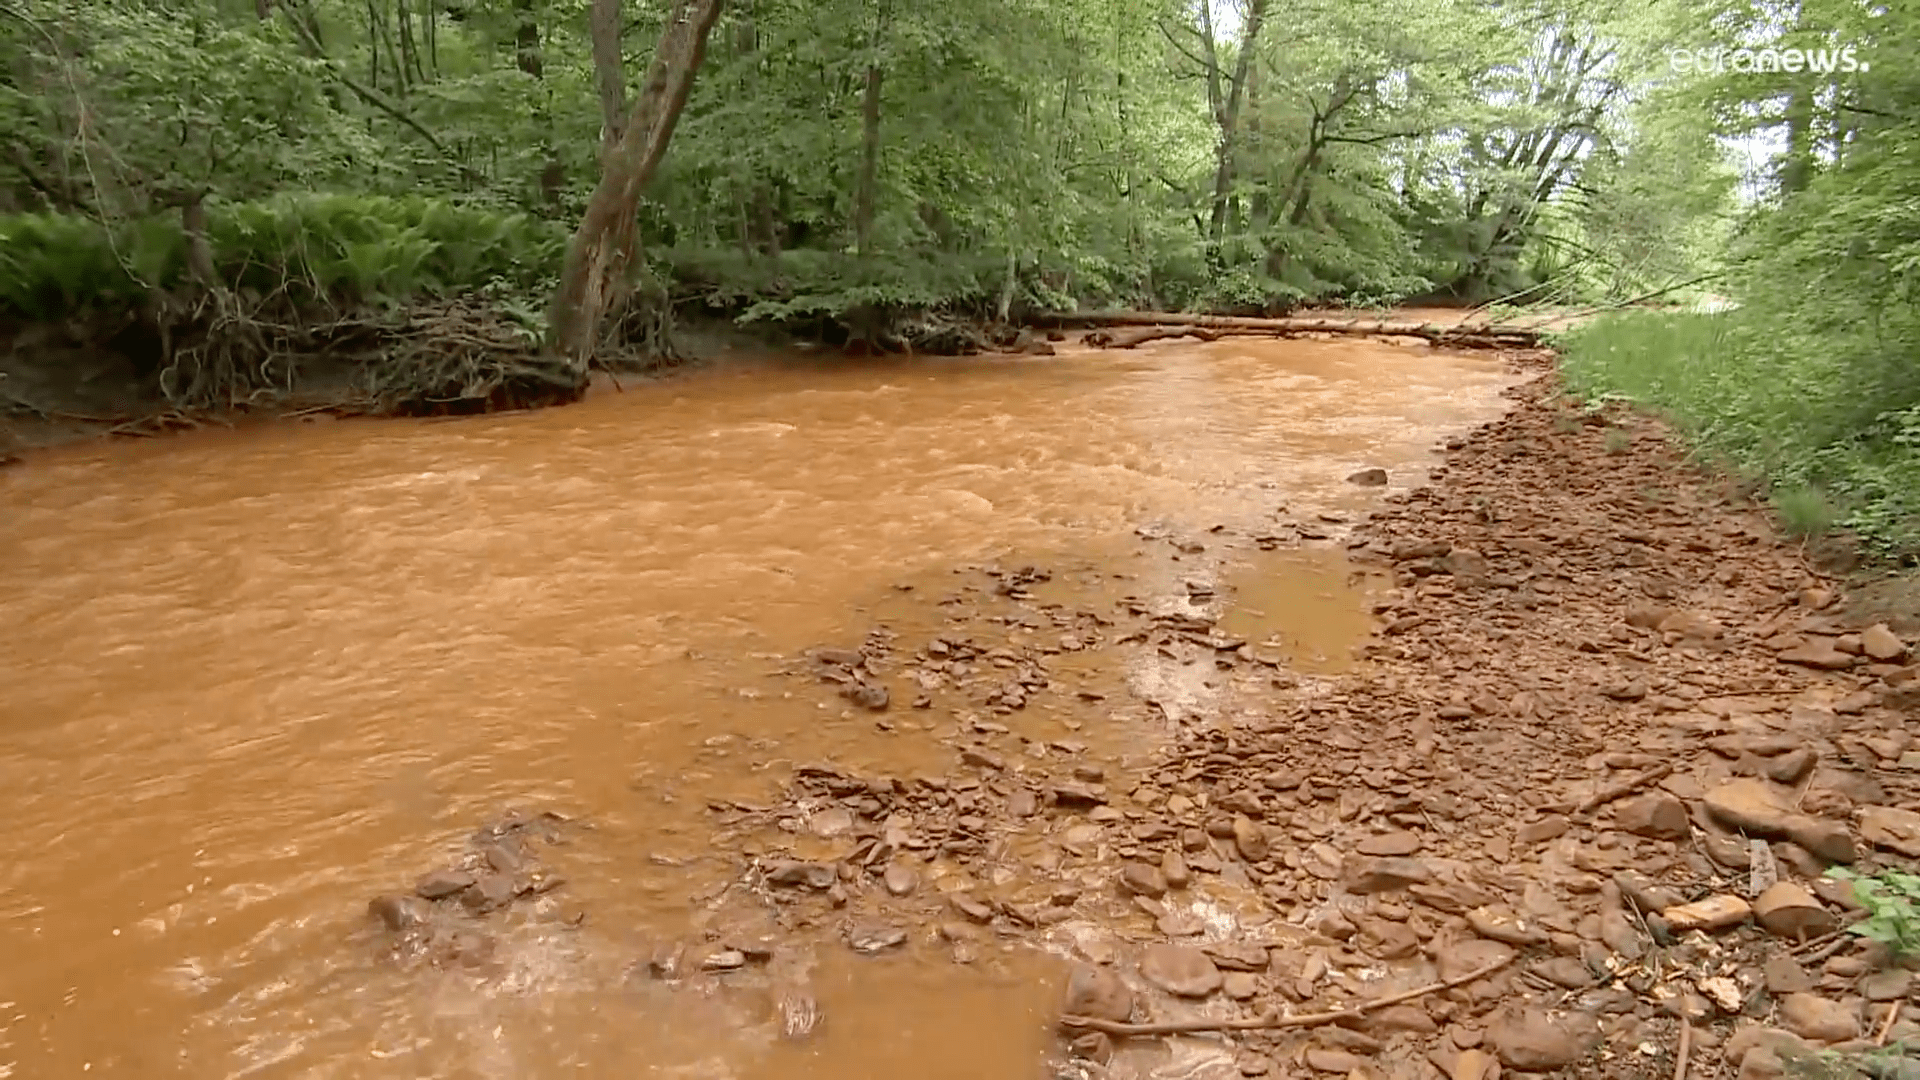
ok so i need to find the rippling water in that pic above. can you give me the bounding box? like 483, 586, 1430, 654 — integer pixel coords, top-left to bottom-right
0, 335, 1515, 1078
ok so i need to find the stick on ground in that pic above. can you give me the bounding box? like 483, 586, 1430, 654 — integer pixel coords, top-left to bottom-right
1059, 956, 1514, 1037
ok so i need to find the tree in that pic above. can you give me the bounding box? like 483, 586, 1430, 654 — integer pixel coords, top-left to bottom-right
549, 0, 724, 372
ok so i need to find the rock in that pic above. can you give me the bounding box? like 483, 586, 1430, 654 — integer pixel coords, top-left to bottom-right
1222, 972, 1259, 1000
810, 807, 855, 837
1725, 1026, 1815, 1070
1531, 957, 1597, 989
1703, 780, 1856, 863
701, 949, 747, 972
1615, 793, 1690, 840
767, 860, 838, 890
1662, 894, 1751, 932
1120, 863, 1168, 898
1007, 789, 1038, 817
1357, 830, 1421, 856
1612, 871, 1683, 913
1765, 748, 1818, 784
883, 863, 918, 897
1343, 856, 1432, 894
1862, 623, 1910, 663
1436, 938, 1516, 983
1516, 815, 1570, 844
1779, 641, 1854, 670
1203, 941, 1271, 972
1370, 1004, 1438, 1034
1763, 954, 1814, 994
1860, 806, 1920, 857
1161, 849, 1191, 890
950, 894, 994, 923
1063, 963, 1133, 1023
1487, 1007, 1598, 1071
1304, 1047, 1363, 1074
846, 922, 908, 954
460, 872, 516, 912
1466, 906, 1548, 947
1232, 816, 1269, 861
1752, 882, 1837, 940
1778, 993, 1860, 1043
1348, 468, 1390, 486
1139, 944, 1222, 998
1450, 1049, 1498, 1080
415, 869, 475, 900
369, 893, 432, 931
1861, 970, 1912, 1002
1053, 781, 1107, 808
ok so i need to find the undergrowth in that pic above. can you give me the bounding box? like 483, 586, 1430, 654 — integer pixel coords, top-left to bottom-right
1558, 311, 1920, 561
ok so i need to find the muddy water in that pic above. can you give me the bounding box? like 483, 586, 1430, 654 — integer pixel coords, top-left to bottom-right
0, 335, 1515, 1079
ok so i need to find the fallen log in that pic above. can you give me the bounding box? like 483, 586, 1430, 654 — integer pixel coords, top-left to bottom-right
1040, 310, 1546, 350
1084, 326, 1222, 348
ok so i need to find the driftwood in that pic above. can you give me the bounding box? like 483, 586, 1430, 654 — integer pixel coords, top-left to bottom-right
1059, 955, 1514, 1037
1048, 310, 1546, 350
1085, 326, 1224, 348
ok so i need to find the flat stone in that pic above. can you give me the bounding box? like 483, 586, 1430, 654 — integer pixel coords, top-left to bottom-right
701, 949, 746, 972
1347, 468, 1389, 486
1704, 779, 1856, 863
1304, 1047, 1363, 1073
1357, 830, 1422, 856
1779, 641, 1853, 670
415, 869, 475, 900
846, 922, 908, 954
1222, 971, 1259, 1000
1779, 993, 1860, 1043
1763, 954, 1814, 994
1467, 906, 1548, 947
1062, 963, 1133, 1022
1488, 1007, 1599, 1071
1139, 944, 1222, 998
460, 872, 516, 912
950, 894, 994, 923
1861, 970, 1912, 1002
1615, 793, 1690, 840
1860, 806, 1920, 857
1343, 856, 1432, 894
810, 807, 855, 837
767, 860, 838, 889
1120, 862, 1168, 898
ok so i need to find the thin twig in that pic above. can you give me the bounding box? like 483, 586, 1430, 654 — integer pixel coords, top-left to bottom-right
1876, 1001, 1900, 1046
1673, 1020, 1692, 1080
1571, 762, 1673, 816
1059, 956, 1514, 1037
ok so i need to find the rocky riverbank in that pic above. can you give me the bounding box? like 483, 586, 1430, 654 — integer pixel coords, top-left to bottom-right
367, 353, 1919, 1079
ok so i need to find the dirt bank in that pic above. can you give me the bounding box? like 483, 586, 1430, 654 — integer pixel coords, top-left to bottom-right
450, 353, 1920, 1079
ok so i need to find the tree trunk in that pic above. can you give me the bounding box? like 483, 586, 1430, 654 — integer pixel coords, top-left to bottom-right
549, 0, 725, 371
590, 0, 626, 152
1204, 0, 1268, 258
853, 0, 890, 257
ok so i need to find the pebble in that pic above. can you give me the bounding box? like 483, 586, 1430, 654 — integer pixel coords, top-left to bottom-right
1487, 1007, 1599, 1070
1062, 963, 1133, 1022
415, 870, 475, 900
1119, 862, 1167, 898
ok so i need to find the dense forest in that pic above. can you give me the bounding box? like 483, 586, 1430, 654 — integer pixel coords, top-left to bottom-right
0, 0, 1915, 553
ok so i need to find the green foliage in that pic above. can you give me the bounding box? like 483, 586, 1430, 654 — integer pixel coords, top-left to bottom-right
1827, 868, 1920, 958
1561, 310, 1920, 557
0, 196, 563, 318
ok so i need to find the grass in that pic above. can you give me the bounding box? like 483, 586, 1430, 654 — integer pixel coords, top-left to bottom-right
1558, 310, 1920, 561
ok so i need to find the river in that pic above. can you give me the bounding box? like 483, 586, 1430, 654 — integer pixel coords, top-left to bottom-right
0, 333, 1517, 1079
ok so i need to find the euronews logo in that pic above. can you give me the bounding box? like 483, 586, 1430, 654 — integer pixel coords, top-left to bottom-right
1669, 45, 1869, 74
